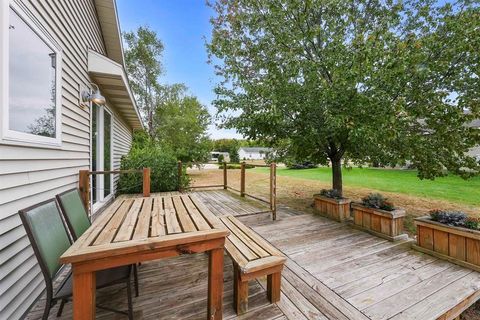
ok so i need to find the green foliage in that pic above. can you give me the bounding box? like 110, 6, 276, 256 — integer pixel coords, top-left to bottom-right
288, 162, 318, 170
131, 130, 154, 150
319, 189, 343, 200
464, 217, 480, 230
124, 26, 164, 136
207, 0, 480, 195
213, 139, 240, 163
361, 193, 395, 211
429, 210, 480, 230
217, 154, 225, 163
117, 145, 188, 194
218, 163, 255, 169
155, 85, 212, 165
429, 209, 468, 227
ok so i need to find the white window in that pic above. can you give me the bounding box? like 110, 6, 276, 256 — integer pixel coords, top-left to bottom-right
0, 1, 62, 146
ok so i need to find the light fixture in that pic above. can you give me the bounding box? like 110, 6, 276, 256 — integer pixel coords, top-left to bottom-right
81, 83, 106, 105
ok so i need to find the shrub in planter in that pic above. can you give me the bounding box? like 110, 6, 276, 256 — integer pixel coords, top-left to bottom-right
429, 210, 466, 226
313, 189, 351, 222
415, 211, 480, 271
117, 146, 189, 195
352, 193, 406, 241
361, 193, 395, 211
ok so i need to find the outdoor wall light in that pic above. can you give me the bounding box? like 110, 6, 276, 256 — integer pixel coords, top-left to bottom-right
81, 83, 106, 105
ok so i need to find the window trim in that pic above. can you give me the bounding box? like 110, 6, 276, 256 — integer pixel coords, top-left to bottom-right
0, 1, 62, 147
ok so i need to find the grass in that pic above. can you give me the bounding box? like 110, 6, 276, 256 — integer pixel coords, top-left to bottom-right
255, 166, 480, 206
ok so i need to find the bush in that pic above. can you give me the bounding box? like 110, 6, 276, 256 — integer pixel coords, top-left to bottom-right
287, 161, 318, 169
361, 193, 395, 211
429, 210, 480, 230
429, 209, 467, 227
318, 189, 343, 199
464, 217, 480, 230
117, 146, 189, 194
218, 163, 255, 169
217, 154, 224, 163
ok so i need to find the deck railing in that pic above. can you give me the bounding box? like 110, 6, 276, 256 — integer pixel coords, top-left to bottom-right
78, 168, 151, 215
190, 162, 277, 220
78, 161, 277, 220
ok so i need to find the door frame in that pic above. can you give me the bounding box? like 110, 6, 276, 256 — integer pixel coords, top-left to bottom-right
90, 104, 114, 213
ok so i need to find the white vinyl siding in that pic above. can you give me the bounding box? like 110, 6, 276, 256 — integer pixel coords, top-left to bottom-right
0, 1, 134, 319
112, 112, 133, 193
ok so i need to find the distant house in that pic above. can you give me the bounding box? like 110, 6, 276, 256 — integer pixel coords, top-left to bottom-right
239, 147, 272, 160
0, 1, 142, 318
210, 151, 230, 162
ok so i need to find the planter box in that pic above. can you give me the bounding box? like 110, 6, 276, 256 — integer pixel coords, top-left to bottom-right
351, 203, 407, 241
413, 217, 480, 272
314, 195, 351, 222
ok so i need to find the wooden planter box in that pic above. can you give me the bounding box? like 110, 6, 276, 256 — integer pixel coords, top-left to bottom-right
413, 217, 480, 272
351, 203, 407, 241
314, 195, 351, 222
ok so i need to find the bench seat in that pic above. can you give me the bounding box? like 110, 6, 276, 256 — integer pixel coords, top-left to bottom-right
219, 215, 286, 314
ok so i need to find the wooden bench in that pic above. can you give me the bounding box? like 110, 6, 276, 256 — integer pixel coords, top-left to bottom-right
218, 215, 286, 314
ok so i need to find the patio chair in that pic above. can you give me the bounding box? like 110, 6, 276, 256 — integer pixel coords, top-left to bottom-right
56, 188, 139, 297
19, 199, 134, 320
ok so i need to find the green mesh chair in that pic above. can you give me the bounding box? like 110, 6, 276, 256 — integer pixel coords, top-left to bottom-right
19, 199, 134, 320
56, 188, 139, 297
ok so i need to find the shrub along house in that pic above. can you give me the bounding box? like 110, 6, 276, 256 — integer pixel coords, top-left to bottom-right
0, 0, 142, 318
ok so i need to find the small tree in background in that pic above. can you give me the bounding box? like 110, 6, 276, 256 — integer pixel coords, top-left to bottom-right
208, 0, 480, 196
155, 85, 212, 166
124, 26, 164, 137
213, 139, 240, 163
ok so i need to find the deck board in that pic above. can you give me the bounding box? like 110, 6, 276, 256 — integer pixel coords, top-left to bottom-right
26, 190, 480, 320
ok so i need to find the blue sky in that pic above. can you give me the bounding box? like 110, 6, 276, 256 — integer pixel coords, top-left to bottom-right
116, 0, 241, 139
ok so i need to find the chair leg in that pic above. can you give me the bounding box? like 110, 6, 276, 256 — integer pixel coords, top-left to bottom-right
267, 272, 281, 303
233, 266, 248, 314
126, 278, 134, 320
133, 264, 139, 297
56, 299, 67, 317
42, 295, 52, 320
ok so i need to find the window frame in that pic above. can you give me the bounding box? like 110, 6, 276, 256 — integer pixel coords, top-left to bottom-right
0, 0, 62, 147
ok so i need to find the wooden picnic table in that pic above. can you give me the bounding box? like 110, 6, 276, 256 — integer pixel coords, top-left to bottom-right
60, 194, 229, 320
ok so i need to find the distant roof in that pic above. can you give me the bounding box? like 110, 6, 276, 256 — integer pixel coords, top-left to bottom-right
239, 147, 272, 153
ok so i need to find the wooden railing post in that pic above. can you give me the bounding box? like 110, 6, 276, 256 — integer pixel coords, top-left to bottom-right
177, 161, 183, 192
223, 162, 227, 190
79, 170, 90, 213
240, 162, 246, 197
143, 167, 151, 197
270, 162, 277, 220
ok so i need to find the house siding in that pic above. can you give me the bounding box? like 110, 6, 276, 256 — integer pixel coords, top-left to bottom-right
0, 1, 134, 319
110, 105, 133, 193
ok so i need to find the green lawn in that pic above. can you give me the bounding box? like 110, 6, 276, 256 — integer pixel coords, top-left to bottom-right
255, 167, 480, 206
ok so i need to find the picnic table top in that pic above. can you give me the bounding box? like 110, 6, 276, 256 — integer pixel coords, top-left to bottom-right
60, 194, 228, 264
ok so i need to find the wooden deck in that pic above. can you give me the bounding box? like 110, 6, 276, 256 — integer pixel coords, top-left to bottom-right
26, 190, 480, 320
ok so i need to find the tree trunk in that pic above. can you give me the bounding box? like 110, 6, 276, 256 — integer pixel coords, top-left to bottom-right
331, 157, 343, 196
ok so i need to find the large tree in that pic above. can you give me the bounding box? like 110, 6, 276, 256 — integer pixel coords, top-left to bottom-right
124, 26, 164, 137
207, 0, 480, 195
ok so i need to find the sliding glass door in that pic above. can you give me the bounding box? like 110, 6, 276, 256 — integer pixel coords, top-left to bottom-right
91, 104, 113, 211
